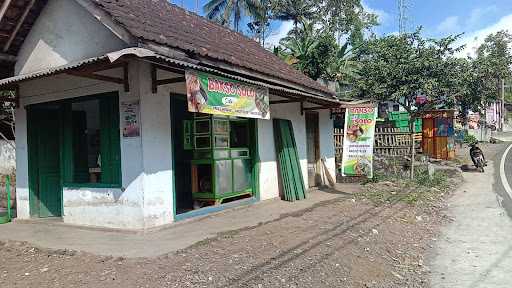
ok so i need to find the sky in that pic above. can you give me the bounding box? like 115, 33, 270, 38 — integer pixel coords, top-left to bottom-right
174, 0, 512, 57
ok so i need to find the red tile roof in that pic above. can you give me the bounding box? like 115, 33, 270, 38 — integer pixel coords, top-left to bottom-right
92, 0, 334, 98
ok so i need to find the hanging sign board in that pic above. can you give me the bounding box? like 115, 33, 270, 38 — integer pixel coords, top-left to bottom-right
185, 70, 270, 119
341, 106, 378, 178
121, 100, 140, 137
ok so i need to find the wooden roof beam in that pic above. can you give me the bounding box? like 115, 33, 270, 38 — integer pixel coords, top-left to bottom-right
66, 63, 130, 92
0, 52, 16, 62
3, 0, 35, 52
0, 0, 12, 23
270, 99, 302, 104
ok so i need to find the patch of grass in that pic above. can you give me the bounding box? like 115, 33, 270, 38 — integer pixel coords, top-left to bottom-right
414, 167, 449, 188
360, 170, 388, 185
464, 133, 477, 144
358, 167, 450, 206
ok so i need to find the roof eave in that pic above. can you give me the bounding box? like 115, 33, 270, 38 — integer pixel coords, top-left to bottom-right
0, 48, 341, 107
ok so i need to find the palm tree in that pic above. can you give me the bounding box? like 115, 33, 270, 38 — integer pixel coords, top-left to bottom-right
247, 0, 272, 45
326, 43, 360, 84
271, 0, 315, 32
278, 21, 320, 77
324, 42, 360, 96
204, 0, 262, 32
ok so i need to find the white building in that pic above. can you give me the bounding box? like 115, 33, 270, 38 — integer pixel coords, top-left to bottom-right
0, 0, 339, 230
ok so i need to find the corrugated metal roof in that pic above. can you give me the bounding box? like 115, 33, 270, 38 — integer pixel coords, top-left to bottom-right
0, 48, 341, 105
0, 55, 108, 86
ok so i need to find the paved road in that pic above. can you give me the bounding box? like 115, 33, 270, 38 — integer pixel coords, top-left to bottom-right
430, 143, 512, 288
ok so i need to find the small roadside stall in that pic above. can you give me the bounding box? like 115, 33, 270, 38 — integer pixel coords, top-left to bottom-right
0, 0, 339, 230
421, 110, 456, 160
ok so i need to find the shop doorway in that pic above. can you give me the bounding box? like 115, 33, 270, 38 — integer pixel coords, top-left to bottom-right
171, 94, 194, 214
171, 94, 257, 217
305, 112, 320, 187
27, 105, 63, 218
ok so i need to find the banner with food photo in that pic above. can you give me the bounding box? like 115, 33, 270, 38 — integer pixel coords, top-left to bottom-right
341, 106, 378, 178
185, 70, 270, 119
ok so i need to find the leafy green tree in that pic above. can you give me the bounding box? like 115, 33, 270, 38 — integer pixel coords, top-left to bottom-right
319, 0, 378, 45
204, 0, 262, 32
352, 29, 462, 177
473, 31, 512, 108
270, 0, 377, 91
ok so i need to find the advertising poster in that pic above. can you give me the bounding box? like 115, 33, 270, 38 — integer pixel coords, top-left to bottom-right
121, 100, 140, 137
341, 106, 378, 178
185, 70, 270, 119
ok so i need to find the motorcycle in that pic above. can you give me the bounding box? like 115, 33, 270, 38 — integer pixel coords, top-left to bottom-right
469, 142, 486, 173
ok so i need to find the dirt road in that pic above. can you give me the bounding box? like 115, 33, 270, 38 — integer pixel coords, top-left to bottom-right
0, 191, 447, 288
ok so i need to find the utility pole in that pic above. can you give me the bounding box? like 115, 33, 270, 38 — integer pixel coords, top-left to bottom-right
501, 79, 505, 131
398, 0, 408, 34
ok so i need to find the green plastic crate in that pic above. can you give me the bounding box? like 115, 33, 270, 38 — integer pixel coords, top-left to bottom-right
399, 112, 410, 120
388, 112, 399, 120
398, 119, 410, 127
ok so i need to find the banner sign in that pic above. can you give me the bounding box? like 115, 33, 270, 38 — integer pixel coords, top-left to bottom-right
341, 106, 378, 178
185, 70, 270, 119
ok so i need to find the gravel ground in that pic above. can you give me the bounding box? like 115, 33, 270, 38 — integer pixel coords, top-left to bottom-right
0, 185, 461, 288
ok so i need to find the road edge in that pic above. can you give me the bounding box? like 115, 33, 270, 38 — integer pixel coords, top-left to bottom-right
499, 143, 512, 198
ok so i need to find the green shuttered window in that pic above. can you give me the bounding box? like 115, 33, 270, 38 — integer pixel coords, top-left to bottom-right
63, 92, 122, 187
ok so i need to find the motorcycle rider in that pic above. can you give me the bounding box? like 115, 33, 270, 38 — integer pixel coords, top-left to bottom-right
469, 141, 487, 167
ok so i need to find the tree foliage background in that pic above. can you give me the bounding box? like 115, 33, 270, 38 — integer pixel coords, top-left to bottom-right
203, 0, 377, 95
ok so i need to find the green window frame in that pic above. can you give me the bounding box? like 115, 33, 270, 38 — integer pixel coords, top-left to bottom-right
62, 92, 122, 188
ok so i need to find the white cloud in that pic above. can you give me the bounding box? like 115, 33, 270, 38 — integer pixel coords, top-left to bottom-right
265, 21, 293, 48
455, 14, 512, 58
437, 16, 461, 34
467, 5, 498, 27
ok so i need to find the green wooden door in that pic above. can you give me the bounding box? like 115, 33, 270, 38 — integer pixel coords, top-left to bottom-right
28, 107, 62, 218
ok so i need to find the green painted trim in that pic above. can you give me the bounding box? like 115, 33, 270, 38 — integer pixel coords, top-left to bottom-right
250, 119, 261, 201
26, 105, 38, 217
170, 94, 179, 219
175, 197, 257, 222
63, 183, 122, 189
59, 103, 67, 216
192, 189, 252, 200
6, 175, 11, 221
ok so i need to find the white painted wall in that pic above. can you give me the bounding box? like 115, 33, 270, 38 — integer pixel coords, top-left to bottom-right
258, 101, 308, 201
16, 59, 177, 229
258, 101, 336, 201
138, 62, 174, 228
16, 60, 147, 229
14, 108, 29, 219
15, 0, 127, 75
